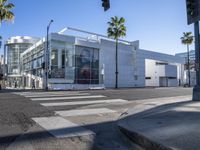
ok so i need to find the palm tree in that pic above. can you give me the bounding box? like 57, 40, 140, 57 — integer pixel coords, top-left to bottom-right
180, 32, 194, 87
107, 16, 126, 88
0, 0, 15, 24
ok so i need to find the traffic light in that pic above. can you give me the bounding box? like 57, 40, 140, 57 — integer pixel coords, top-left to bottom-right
102, 0, 110, 11
186, 0, 200, 25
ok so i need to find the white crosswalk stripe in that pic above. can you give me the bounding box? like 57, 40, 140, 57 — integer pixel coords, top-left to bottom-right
24, 93, 90, 98
31, 95, 106, 101
55, 108, 116, 117
41, 99, 127, 106
13, 91, 82, 96
32, 116, 95, 138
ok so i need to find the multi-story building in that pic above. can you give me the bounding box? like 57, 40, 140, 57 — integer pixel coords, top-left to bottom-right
5, 36, 40, 87
175, 50, 196, 86
175, 50, 195, 70
5, 28, 185, 89
21, 32, 139, 89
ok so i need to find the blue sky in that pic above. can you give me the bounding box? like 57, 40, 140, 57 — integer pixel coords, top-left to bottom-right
0, 0, 194, 55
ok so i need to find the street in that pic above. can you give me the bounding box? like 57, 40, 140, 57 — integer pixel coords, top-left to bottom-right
0, 87, 192, 150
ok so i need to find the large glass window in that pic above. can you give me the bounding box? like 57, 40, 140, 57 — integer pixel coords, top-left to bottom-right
50, 49, 65, 78
64, 44, 75, 82
51, 49, 58, 66
75, 46, 99, 84
62, 49, 65, 68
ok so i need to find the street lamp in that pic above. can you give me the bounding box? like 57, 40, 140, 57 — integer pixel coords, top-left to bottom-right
45, 19, 54, 91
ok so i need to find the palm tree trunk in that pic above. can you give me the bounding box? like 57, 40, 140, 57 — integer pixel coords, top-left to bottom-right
115, 39, 118, 89
187, 44, 191, 87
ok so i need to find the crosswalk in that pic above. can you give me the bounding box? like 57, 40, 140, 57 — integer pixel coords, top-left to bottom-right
13, 91, 129, 139
31, 95, 106, 101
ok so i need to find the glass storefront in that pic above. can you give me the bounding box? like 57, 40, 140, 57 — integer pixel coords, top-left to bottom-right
7, 44, 30, 75
75, 46, 99, 84
50, 40, 75, 79
22, 43, 44, 78
21, 39, 100, 85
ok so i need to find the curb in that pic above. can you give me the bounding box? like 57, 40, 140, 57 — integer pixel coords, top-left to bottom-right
117, 126, 145, 150
118, 125, 174, 150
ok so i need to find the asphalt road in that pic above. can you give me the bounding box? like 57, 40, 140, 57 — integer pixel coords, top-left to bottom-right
0, 87, 192, 150
86, 87, 192, 100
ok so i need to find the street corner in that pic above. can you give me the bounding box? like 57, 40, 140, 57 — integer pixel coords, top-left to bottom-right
117, 99, 200, 150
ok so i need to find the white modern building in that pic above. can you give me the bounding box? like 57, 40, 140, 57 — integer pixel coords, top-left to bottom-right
5, 36, 40, 87
20, 32, 141, 89
175, 50, 196, 86
5, 28, 185, 89
138, 50, 184, 87
175, 50, 195, 64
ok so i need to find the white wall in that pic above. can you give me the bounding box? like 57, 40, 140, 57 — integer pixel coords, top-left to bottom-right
100, 39, 142, 88
20, 32, 185, 89
145, 59, 178, 87
139, 49, 184, 87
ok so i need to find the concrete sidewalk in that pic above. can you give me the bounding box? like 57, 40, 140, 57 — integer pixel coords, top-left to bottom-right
118, 95, 200, 150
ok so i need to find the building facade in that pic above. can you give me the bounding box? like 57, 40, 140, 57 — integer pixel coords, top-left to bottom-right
5, 29, 185, 89
5, 36, 40, 87
137, 49, 184, 87
20, 33, 140, 89
175, 50, 196, 86
175, 50, 195, 70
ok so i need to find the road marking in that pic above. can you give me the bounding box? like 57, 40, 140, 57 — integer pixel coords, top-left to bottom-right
56, 108, 116, 117
24, 93, 90, 98
14, 91, 82, 96
31, 95, 106, 101
41, 99, 128, 106
32, 116, 95, 138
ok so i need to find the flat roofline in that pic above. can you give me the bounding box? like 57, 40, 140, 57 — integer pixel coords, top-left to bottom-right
66, 27, 131, 44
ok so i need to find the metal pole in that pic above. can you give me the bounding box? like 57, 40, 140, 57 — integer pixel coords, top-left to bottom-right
192, 21, 200, 100
115, 39, 118, 89
45, 26, 49, 91
187, 44, 191, 87
45, 20, 53, 91
3, 44, 6, 88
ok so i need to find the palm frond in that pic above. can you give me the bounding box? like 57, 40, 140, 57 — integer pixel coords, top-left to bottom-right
181, 32, 194, 45
4, 3, 14, 9
0, 0, 14, 23
107, 16, 126, 40
5, 11, 14, 21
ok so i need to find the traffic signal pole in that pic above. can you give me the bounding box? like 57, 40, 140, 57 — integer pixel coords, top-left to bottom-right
185, 0, 200, 100
192, 21, 200, 100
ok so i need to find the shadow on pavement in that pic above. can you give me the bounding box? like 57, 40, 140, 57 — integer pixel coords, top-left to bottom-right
118, 100, 200, 150
0, 120, 131, 150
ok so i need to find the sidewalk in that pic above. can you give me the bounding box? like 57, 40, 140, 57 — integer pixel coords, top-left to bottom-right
118, 95, 200, 150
